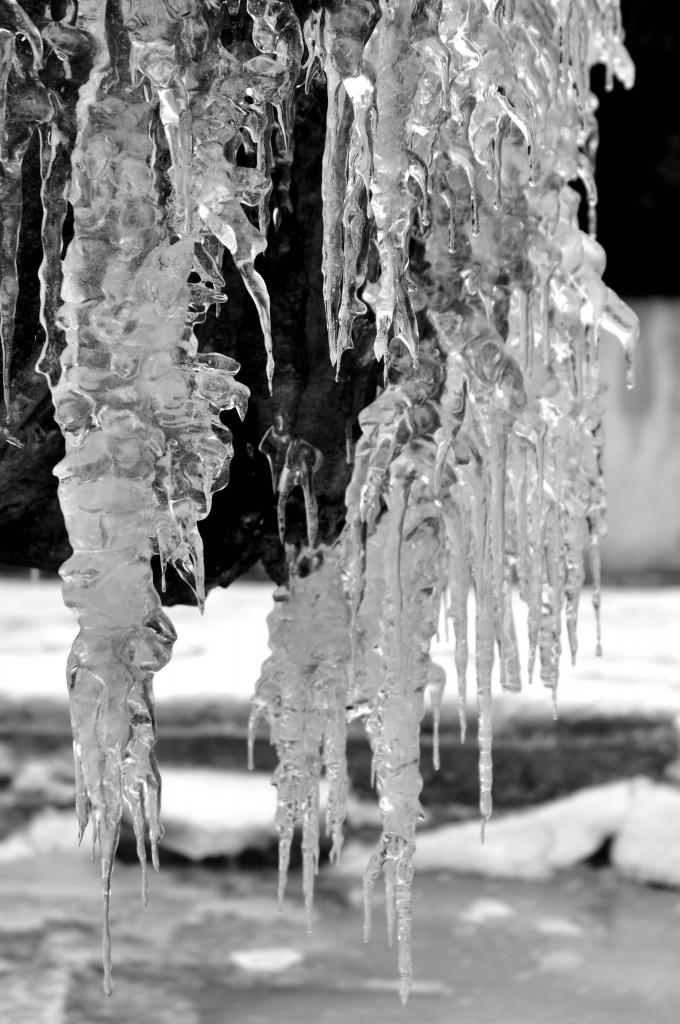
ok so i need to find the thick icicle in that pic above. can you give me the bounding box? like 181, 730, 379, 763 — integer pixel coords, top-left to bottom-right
46, 0, 250, 990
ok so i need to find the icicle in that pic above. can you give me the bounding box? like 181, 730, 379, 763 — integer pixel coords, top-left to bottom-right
37, 22, 94, 386
564, 484, 587, 667
340, 337, 443, 1001
251, 553, 351, 921
428, 663, 446, 771
589, 510, 604, 658
527, 424, 546, 682
490, 119, 506, 210
446, 144, 479, 238
259, 423, 323, 549
331, 0, 634, 999
5, 1, 43, 69
517, 288, 532, 371
365, 0, 423, 363
319, 0, 376, 365
0, 27, 14, 156
360, 461, 438, 1004
0, 26, 18, 421
43, 1, 252, 989
190, 14, 301, 392
446, 494, 471, 743
0, 8, 52, 424
577, 153, 598, 238
467, 459, 494, 828
0, 0, 637, 1001
601, 287, 639, 389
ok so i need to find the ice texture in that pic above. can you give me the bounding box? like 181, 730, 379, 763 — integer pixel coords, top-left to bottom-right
344, 337, 445, 1003
309, 0, 636, 1000
249, 551, 351, 921
3, 0, 300, 993
1, 0, 638, 1003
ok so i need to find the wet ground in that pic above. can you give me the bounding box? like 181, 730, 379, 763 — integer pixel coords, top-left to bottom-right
1, 852, 679, 1024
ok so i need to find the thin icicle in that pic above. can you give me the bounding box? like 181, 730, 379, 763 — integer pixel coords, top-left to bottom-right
0, 12, 51, 423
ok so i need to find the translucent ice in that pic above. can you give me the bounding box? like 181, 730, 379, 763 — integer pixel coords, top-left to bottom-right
0, 0, 638, 1003
250, 552, 351, 920
316, 0, 638, 996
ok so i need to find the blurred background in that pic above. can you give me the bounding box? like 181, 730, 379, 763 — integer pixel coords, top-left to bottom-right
1, 1, 680, 1022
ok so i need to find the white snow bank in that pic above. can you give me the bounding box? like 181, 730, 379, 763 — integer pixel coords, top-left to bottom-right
1, 579, 678, 721
335, 780, 636, 880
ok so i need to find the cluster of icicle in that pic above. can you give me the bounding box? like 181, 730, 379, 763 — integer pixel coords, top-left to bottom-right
251, 0, 639, 1003
1, 0, 301, 993
1, 0, 639, 1003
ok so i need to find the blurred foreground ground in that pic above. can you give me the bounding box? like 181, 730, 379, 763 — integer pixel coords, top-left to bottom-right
2, 855, 680, 1024
0, 576, 679, 1022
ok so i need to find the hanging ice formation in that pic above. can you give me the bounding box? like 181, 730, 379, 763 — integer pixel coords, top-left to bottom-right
252, 0, 639, 1004
0, 0, 638, 1003
1, 0, 299, 993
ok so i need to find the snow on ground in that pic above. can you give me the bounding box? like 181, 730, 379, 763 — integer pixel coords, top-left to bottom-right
1, 575, 680, 890
0, 574, 272, 702
0, 575, 677, 719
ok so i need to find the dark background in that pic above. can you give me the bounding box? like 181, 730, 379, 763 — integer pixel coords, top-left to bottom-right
595, 1, 680, 295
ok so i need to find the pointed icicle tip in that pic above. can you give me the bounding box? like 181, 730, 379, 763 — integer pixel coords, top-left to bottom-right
480, 817, 489, 845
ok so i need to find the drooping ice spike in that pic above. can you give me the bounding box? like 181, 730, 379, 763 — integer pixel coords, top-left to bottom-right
37, 21, 94, 387
190, 21, 301, 392
1, 0, 637, 1003
324, 0, 637, 999
427, 662, 446, 771
99, 817, 119, 996
319, 0, 380, 366
252, 553, 350, 920
43, 1, 254, 990
367, 0, 423, 363
259, 423, 323, 548
345, 336, 445, 996
601, 287, 639, 389
0, 6, 53, 422
464, 459, 495, 828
